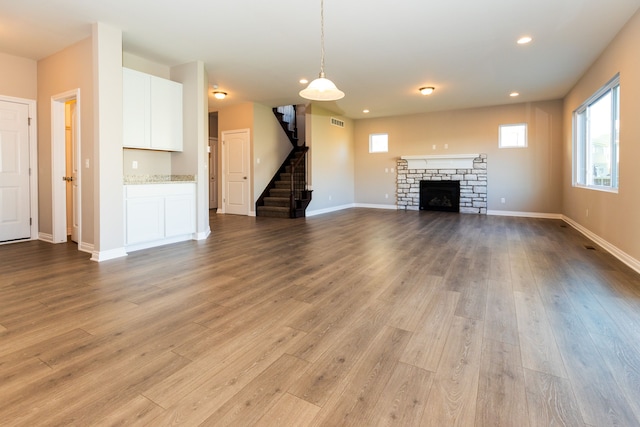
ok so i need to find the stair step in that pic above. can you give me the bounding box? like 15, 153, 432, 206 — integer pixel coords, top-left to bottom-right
264, 197, 290, 207
257, 205, 290, 218
285, 165, 304, 173
274, 181, 290, 189
269, 188, 290, 197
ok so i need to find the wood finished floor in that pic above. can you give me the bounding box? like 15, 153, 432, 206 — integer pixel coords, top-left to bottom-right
2, 209, 640, 426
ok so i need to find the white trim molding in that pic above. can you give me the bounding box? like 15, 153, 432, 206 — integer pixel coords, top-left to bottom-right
91, 247, 128, 262
562, 215, 640, 275
193, 229, 211, 240
401, 154, 480, 170
354, 203, 398, 210
38, 232, 54, 243
78, 242, 94, 254
487, 210, 563, 219
306, 203, 355, 217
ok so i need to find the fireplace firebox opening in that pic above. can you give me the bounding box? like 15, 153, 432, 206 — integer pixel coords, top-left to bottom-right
419, 180, 460, 212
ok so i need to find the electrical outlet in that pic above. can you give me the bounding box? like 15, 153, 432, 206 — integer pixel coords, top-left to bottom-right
132, 160, 138, 169
500, 197, 505, 204
385, 193, 389, 199
444, 143, 449, 149
586, 208, 589, 217
432, 144, 436, 150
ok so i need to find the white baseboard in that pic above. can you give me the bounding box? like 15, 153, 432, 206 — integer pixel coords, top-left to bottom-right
487, 210, 563, 219
562, 215, 640, 275
193, 228, 211, 240
354, 203, 398, 210
306, 203, 355, 217
39, 232, 54, 243
125, 234, 192, 253
91, 247, 128, 262
78, 242, 94, 254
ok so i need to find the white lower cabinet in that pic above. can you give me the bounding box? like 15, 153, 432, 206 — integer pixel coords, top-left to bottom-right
125, 183, 195, 251
165, 194, 196, 236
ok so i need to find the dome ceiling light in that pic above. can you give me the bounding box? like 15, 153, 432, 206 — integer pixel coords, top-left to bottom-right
419, 86, 435, 95
299, 0, 345, 101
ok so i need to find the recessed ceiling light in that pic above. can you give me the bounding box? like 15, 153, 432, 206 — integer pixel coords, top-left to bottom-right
419, 86, 435, 95
510, 92, 520, 97
299, 78, 309, 84
517, 36, 532, 44
363, 109, 370, 114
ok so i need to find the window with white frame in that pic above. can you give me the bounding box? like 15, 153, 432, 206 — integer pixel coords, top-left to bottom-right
369, 133, 388, 153
574, 74, 620, 191
499, 123, 527, 148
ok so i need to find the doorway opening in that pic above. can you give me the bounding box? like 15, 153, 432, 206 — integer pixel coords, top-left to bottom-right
208, 111, 218, 211
51, 89, 81, 248
209, 137, 218, 210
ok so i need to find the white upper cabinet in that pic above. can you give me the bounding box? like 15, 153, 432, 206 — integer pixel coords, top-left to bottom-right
150, 75, 183, 151
123, 67, 183, 151
123, 68, 151, 149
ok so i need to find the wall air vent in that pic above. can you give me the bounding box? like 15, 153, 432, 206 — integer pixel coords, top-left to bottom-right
330, 117, 345, 128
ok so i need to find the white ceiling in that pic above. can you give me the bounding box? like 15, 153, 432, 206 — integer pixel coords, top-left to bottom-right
2, 0, 639, 118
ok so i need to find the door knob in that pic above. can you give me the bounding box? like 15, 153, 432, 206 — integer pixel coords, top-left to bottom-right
243, 176, 247, 180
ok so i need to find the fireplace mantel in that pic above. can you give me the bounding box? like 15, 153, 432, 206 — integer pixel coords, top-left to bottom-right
400, 154, 479, 170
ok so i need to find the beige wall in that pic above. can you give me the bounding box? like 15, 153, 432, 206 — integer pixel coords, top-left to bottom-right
563, 9, 640, 262
37, 37, 95, 243
122, 149, 171, 175
307, 105, 355, 211
0, 52, 37, 99
354, 100, 564, 213
123, 52, 170, 79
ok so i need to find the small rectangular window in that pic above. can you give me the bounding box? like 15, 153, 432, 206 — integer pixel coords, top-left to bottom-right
573, 74, 620, 191
369, 133, 388, 153
499, 123, 527, 148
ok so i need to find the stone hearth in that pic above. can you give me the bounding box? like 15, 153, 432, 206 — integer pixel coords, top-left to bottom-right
397, 154, 487, 214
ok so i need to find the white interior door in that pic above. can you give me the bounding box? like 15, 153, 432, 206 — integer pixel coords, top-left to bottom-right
209, 137, 218, 209
0, 100, 31, 242
68, 100, 79, 242
222, 130, 250, 215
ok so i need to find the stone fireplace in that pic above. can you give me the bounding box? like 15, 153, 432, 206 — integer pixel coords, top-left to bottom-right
397, 154, 487, 214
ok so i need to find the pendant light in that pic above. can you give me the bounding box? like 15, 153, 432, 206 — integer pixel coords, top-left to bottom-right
299, 0, 345, 101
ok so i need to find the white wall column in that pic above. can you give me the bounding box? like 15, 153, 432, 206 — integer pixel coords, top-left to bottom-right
171, 61, 210, 239
91, 22, 127, 261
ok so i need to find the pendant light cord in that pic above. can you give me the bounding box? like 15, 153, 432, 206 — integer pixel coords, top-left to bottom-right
320, 0, 325, 77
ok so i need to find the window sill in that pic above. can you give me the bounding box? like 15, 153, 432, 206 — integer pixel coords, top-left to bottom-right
573, 184, 619, 194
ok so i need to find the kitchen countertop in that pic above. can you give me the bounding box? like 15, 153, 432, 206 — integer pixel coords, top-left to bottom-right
123, 174, 196, 184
